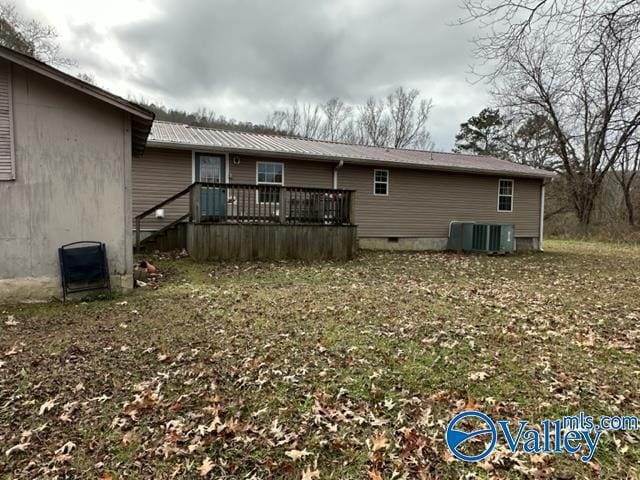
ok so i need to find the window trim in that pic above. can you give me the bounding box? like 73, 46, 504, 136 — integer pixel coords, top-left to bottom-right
497, 178, 514, 212
195, 152, 226, 183
373, 169, 389, 196
256, 161, 285, 204
191, 150, 229, 183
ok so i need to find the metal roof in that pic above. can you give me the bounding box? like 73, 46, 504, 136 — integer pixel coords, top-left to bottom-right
148, 121, 554, 179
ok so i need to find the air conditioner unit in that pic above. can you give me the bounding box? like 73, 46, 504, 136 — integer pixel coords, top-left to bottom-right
448, 222, 515, 254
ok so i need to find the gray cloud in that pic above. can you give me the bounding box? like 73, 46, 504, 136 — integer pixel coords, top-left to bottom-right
51, 0, 489, 149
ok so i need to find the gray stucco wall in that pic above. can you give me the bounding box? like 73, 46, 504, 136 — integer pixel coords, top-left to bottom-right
0, 63, 133, 301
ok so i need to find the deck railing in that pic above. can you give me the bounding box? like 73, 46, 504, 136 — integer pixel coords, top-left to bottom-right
135, 182, 356, 251
191, 182, 355, 225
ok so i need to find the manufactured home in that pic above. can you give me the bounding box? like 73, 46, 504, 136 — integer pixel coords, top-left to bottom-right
132, 121, 552, 257
0, 42, 553, 302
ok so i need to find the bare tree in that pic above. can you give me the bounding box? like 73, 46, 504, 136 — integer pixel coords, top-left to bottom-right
611, 141, 640, 225
340, 117, 364, 145
321, 97, 352, 142
0, 2, 73, 67
506, 114, 561, 171
386, 87, 433, 149
265, 88, 434, 149
265, 110, 288, 132
300, 103, 322, 138
358, 96, 390, 147
265, 103, 301, 135
462, 0, 640, 228
284, 101, 301, 135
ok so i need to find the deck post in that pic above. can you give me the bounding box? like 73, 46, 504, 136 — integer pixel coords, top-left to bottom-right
349, 191, 356, 225
190, 183, 201, 222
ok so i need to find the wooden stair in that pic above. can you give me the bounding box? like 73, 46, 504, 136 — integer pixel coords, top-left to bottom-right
136, 214, 189, 253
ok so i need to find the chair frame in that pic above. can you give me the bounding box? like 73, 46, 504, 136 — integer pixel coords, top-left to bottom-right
58, 241, 112, 302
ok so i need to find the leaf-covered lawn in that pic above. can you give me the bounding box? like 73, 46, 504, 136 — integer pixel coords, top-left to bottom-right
1, 240, 639, 479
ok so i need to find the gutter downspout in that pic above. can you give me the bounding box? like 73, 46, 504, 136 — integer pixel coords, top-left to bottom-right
333, 160, 344, 189
539, 180, 546, 251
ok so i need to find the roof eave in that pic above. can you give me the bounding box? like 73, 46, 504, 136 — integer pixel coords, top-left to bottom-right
146, 140, 555, 180
0, 46, 154, 122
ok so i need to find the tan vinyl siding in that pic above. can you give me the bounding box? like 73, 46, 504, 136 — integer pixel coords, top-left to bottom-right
230, 155, 334, 187
338, 165, 542, 238
132, 147, 192, 229
0, 59, 15, 180
135, 148, 542, 239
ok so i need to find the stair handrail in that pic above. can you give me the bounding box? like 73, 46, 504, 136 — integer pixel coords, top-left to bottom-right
135, 183, 194, 251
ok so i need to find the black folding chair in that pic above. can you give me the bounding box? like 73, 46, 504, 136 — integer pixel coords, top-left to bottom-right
58, 241, 111, 302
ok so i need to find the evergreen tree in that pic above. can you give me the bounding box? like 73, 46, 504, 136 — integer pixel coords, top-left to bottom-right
454, 108, 508, 158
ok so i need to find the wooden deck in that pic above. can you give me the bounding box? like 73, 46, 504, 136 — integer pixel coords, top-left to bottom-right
135, 182, 357, 260
188, 224, 357, 261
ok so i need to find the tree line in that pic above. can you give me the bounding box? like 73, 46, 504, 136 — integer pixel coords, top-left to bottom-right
134, 102, 286, 136
265, 88, 434, 150
453, 106, 639, 228
0, 2, 72, 67
459, 0, 640, 231
2, 0, 638, 234
0, 2, 436, 152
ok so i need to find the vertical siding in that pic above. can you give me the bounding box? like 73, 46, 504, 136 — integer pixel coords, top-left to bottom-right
132, 147, 192, 228
0, 59, 14, 180
230, 155, 334, 187
337, 165, 542, 238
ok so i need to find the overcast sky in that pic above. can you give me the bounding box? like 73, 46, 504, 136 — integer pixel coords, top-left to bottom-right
18, 0, 490, 150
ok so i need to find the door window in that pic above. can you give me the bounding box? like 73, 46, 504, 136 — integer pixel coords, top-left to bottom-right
198, 154, 224, 183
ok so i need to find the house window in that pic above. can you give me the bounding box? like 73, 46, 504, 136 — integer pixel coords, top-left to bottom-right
256, 161, 284, 203
374, 169, 389, 196
0, 60, 15, 181
498, 179, 514, 212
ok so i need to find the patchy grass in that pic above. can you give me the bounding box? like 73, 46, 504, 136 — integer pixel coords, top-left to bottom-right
1, 240, 640, 479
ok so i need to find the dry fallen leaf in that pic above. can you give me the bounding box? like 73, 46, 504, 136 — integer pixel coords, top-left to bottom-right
371, 433, 390, 452
368, 469, 383, 480
170, 463, 183, 478
285, 449, 311, 461
301, 465, 320, 480
38, 399, 56, 416
198, 457, 214, 477
4, 344, 19, 356
5, 442, 30, 457
54, 441, 76, 455
122, 431, 139, 446
54, 453, 72, 464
